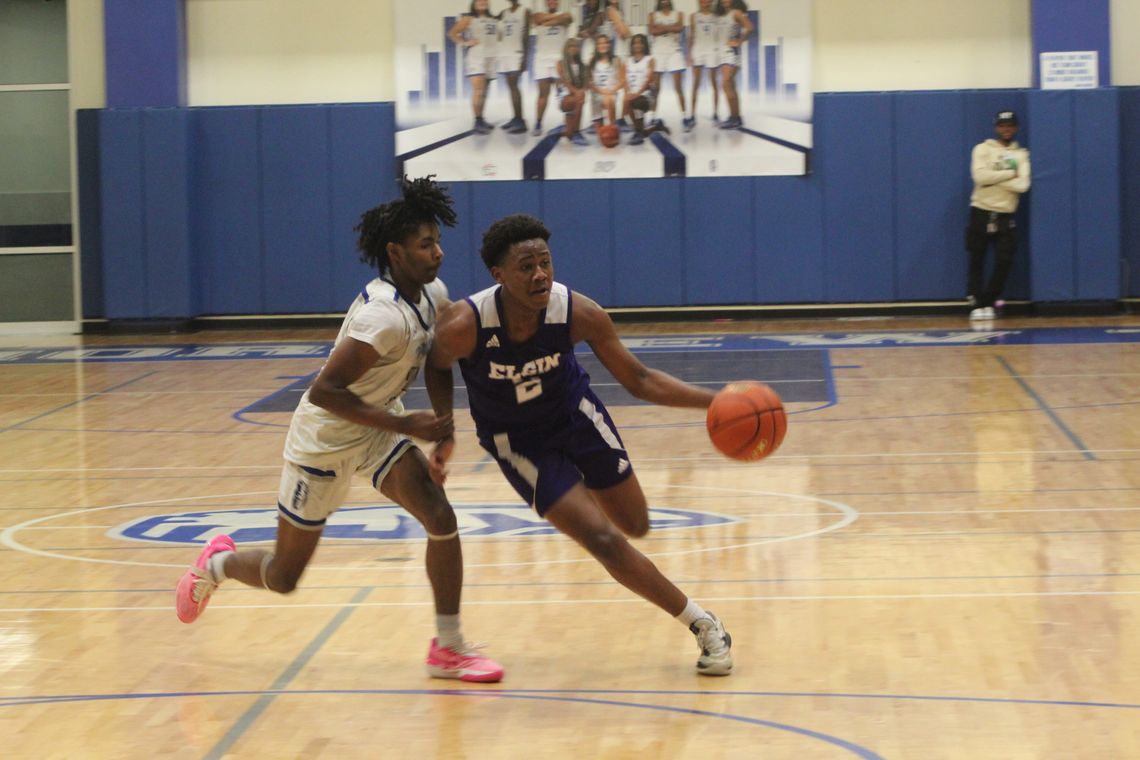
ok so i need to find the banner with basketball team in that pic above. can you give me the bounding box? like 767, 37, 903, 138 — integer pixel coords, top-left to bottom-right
393, 0, 813, 181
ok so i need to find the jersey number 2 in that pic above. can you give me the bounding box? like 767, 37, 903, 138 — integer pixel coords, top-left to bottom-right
515, 377, 543, 403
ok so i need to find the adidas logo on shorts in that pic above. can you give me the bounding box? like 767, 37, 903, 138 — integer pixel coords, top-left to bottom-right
486, 335, 500, 348
617, 458, 630, 474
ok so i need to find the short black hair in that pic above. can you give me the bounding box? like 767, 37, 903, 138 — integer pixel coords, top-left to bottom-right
355, 175, 456, 274
480, 214, 551, 271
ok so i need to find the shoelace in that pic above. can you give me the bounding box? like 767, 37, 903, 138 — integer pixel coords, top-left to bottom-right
696, 622, 728, 656
189, 567, 217, 603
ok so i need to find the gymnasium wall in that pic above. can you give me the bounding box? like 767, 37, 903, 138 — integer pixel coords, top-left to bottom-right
1111, 0, 1140, 85
78, 87, 1134, 320
71, 1, 1137, 319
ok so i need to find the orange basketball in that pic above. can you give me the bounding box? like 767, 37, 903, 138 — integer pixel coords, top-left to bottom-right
706, 382, 787, 461
598, 123, 620, 148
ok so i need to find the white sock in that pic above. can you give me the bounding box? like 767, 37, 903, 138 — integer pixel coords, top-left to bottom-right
207, 551, 233, 584
436, 613, 464, 650
675, 599, 708, 628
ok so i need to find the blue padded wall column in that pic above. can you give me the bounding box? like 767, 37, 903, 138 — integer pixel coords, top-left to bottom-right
104, 0, 186, 107
141, 109, 194, 317
1026, 89, 1121, 303
1071, 89, 1120, 300
1031, 0, 1111, 88
1026, 91, 1076, 301
1122, 88, 1140, 298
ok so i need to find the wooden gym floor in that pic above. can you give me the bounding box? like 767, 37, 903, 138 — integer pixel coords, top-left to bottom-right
0, 313, 1137, 759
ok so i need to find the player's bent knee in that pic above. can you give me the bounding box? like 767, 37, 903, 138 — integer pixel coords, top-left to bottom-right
582, 529, 626, 564
623, 517, 650, 539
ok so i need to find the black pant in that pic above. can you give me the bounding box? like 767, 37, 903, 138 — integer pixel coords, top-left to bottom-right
966, 206, 1017, 308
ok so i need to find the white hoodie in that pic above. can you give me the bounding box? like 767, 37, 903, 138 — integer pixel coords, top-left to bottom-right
970, 139, 1031, 214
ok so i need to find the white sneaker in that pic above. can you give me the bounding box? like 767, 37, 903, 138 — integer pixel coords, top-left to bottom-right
690, 613, 733, 676
969, 307, 995, 320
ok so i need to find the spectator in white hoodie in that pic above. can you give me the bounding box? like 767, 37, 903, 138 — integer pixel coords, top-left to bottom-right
966, 110, 1031, 320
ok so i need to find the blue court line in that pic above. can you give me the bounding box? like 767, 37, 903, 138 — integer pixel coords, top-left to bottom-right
649, 132, 686, 176
0, 371, 159, 434
1, 686, 1136, 714
996, 356, 1096, 460
202, 585, 372, 760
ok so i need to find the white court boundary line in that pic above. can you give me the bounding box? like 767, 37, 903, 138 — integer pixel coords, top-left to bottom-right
2, 589, 1139, 615
0, 486, 857, 571
2, 445, 1140, 475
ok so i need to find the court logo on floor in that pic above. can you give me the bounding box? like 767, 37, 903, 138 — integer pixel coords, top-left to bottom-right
111, 505, 741, 544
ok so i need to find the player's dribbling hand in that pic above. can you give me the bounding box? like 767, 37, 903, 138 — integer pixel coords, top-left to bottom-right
399, 411, 454, 442
429, 435, 455, 486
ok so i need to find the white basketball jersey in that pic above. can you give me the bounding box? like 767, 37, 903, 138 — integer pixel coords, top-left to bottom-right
283, 277, 447, 464
652, 11, 682, 58
535, 18, 569, 58
691, 11, 719, 54
719, 11, 743, 49
499, 6, 527, 57
591, 58, 618, 89
625, 55, 653, 93
465, 15, 499, 57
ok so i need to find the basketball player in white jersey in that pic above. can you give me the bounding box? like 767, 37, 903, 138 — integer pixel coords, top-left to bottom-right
622, 34, 658, 145
648, 0, 685, 130
717, 0, 753, 129
174, 177, 504, 684
588, 33, 622, 131
687, 0, 721, 130
531, 0, 572, 136
448, 0, 500, 134
497, 0, 530, 134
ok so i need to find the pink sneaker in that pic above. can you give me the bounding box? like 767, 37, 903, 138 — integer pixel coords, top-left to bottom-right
175, 534, 235, 623
425, 638, 504, 683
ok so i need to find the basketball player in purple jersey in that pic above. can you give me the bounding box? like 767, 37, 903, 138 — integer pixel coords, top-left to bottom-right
428, 214, 734, 676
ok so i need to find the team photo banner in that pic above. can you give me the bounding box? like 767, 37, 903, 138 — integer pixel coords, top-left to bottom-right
394, 1, 813, 181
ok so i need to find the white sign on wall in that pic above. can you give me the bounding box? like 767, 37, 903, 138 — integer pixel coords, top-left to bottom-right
1040, 51, 1098, 89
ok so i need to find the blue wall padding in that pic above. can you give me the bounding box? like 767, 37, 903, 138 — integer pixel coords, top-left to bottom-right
141, 109, 194, 317
192, 108, 263, 315
1072, 89, 1121, 299
81, 90, 1129, 319
442, 181, 480, 298
816, 94, 895, 302
684, 177, 753, 303
893, 92, 968, 300
76, 110, 104, 319
98, 109, 148, 318
1122, 88, 1140, 297
259, 107, 333, 313
541, 180, 614, 305
612, 179, 684, 306
329, 104, 398, 308
1027, 91, 1078, 301
753, 175, 824, 303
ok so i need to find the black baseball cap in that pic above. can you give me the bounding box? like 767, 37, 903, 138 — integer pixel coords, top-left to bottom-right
994, 110, 1019, 125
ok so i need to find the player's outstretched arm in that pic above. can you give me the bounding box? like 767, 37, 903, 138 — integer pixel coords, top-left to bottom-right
571, 292, 715, 410
309, 338, 453, 441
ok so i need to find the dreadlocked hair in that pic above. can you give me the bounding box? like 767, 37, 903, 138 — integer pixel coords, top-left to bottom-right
355, 175, 457, 274
480, 214, 551, 271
